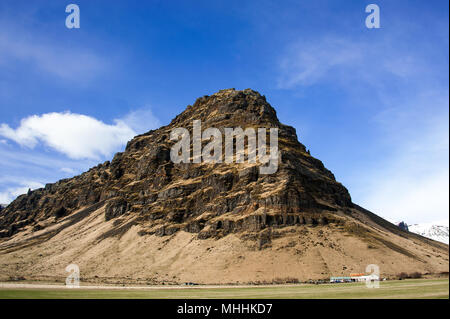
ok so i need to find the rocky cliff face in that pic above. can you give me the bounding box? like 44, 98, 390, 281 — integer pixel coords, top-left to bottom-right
0, 89, 447, 284
0, 89, 352, 240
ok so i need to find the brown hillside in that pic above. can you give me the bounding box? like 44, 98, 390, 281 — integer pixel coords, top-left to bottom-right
0, 88, 447, 284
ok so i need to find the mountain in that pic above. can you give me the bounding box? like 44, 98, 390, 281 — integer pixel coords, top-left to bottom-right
409, 223, 449, 244
397, 221, 409, 231
0, 89, 448, 284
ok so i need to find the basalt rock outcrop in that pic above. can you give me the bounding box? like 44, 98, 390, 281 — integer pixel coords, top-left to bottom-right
0, 89, 351, 239
0, 89, 447, 284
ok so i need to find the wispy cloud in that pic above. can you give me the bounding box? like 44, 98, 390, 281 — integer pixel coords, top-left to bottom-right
0, 145, 96, 204
120, 108, 161, 135
0, 180, 44, 204
277, 33, 449, 224
276, 36, 431, 91
277, 38, 364, 88
60, 167, 77, 175
0, 27, 108, 83
0, 145, 95, 173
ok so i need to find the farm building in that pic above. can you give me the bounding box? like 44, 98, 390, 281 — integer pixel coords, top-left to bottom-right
330, 274, 379, 283
330, 276, 352, 283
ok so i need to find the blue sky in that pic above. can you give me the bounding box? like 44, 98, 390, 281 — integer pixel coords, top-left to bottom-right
0, 0, 448, 225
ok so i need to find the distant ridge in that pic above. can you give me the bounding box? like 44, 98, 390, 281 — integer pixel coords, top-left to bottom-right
409, 223, 449, 244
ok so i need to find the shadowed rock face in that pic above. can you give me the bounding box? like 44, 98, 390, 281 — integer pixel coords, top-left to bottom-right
0, 88, 352, 239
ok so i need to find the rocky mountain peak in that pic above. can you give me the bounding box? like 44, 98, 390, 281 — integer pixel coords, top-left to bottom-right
167, 88, 282, 133
0, 89, 448, 284
0, 88, 350, 240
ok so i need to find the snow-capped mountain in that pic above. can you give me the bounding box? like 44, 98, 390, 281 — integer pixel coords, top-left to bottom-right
408, 223, 449, 244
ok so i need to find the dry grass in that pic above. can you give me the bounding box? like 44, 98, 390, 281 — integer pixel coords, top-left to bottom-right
0, 206, 448, 285
0, 279, 447, 299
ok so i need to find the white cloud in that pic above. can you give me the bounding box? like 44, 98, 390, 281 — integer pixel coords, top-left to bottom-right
0, 110, 160, 160
0, 181, 44, 204
0, 108, 161, 203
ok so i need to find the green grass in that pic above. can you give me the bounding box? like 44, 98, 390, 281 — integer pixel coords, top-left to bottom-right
0, 279, 448, 299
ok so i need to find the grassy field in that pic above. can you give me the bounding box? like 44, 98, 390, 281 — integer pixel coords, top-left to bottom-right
0, 279, 448, 299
